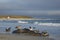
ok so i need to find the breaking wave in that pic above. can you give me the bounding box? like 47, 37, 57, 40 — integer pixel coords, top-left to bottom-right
18, 21, 28, 23
34, 22, 60, 26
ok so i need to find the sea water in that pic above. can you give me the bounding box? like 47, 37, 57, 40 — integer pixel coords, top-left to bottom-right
0, 19, 60, 40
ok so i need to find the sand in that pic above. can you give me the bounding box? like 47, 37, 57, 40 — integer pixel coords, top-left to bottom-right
0, 33, 55, 40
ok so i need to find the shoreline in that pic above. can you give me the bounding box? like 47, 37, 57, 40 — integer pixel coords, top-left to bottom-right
0, 18, 41, 20
0, 33, 55, 40
0, 18, 59, 20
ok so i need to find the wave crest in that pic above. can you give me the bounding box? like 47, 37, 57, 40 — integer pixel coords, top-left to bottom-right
34, 22, 60, 26
18, 21, 28, 23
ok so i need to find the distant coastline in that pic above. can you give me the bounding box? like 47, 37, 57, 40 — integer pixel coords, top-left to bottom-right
0, 16, 58, 20
0, 16, 32, 18
0, 16, 33, 20
0, 16, 44, 20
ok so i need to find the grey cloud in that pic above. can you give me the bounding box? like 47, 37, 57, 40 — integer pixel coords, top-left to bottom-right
0, 0, 60, 10
0, 0, 60, 18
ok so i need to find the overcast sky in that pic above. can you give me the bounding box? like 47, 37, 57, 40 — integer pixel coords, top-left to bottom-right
0, 0, 60, 18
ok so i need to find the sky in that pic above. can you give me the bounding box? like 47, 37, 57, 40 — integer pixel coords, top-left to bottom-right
0, 0, 60, 18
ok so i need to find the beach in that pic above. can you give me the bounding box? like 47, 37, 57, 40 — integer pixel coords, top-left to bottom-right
0, 33, 54, 40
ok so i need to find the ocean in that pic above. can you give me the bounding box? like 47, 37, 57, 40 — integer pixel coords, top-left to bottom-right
0, 19, 60, 40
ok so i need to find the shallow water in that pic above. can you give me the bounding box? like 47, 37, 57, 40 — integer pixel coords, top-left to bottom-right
0, 20, 60, 40
0, 33, 55, 40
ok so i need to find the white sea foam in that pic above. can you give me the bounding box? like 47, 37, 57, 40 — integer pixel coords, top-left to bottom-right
34, 22, 60, 26
18, 21, 28, 23
38, 23, 60, 26
33, 22, 38, 24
